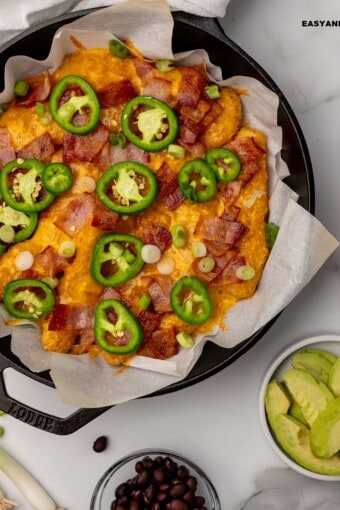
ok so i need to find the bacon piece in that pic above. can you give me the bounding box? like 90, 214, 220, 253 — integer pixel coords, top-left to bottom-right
176, 66, 207, 107
0, 127, 16, 167
63, 124, 109, 163
182, 139, 206, 159
20, 268, 40, 280
148, 276, 173, 314
177, 124, 198, 146
197, 216, 246, 246
35, 246, 70, 277
98, 79, 137, 107
18, 71, 51, 106
72, 329, 95, 355
48, 304, 95, 330
210, 255, 246, 286
96, 141, 149, 169
138, 309, 162, 339
138, 327, 178, 360
192, 252, 229, 282
238, 159, 262, 185
165, 187, 185, 211
142, 225, 172, 252
134, 59, 154, 80
17, 132, 55, 161
180, 100, 212, 124
53, 193, 94, 238
156, 163, 178, 199
100, 287, 131, 308
92, 197, 119, 231
227, 137, 265, 163
221, 180, 242, 206
142, 77, 172, 102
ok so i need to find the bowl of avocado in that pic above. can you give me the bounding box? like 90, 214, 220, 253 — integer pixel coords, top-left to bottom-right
259, 334, 340, 480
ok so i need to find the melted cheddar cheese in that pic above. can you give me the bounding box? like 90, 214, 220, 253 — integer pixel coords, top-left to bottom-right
0, 46, 269, 365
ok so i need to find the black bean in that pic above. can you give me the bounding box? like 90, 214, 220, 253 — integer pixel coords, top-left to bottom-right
92, 435, 107, 452
109, 455, 209, 509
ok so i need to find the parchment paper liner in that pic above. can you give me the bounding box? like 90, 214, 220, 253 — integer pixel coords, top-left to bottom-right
0, 1, 338, 407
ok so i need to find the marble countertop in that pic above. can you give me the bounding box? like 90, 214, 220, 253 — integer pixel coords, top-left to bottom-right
0, 0, 339, 508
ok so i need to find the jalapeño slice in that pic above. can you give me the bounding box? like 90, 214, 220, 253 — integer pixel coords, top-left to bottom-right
170, 275, 213, 325
204, 148, 241, 183
3, 278, 55, 320
121, 96, 179, 152
178, 159, 217, 203
96, 161, 158, 215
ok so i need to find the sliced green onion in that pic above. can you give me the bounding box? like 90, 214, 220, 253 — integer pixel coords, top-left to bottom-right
58, 241, 76, 258
42, 276, 59, 289
109, 132, 127, 148
13, 80, 29, 98
0, 225, 15, 244
109, 39, 129, 59
157, 256, 175, 275
176, 331, 194, 349
167, 144, 185, 159
192, 241, 207, 258
171, 224, 188, 248
35, 102, 45, 117
0, 446, 61, 510
155, 59, 174, 72
138, 293, 152, 310
265, 222, 280, 248
204, 84, 220, 99
141, 244, 161, 264
198, 256, 215, 273
236, 264, 256, 281
15, 251, 34, 271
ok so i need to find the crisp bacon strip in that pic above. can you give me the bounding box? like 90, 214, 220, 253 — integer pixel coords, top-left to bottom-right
48, 304, 95, 330
35, 246, 70, 277
138, 327, 178, 360
138, 309, 162, 339
238, 159, 262, 185
18, 71, 51, 106
148, 276, 173, 314
210, 255, 246, 286
197, 216, 246, 246
53, 193, 94, 238
72, 329, 95, 355
17, 132, 55, 161
142, 225, 172, 252
100, 287, 131, 308
227, 137, 265, 163
63, 124, 109, 163
156, 163, 178, 199
142, 77, 172, 102
92, 197, 119, 231
98, 79, 137, 107
0, 126, 16, 167
134, 59, 154, 80
96, 141, 149, 169
176, 66, 207, 107
165, 187, 185, 211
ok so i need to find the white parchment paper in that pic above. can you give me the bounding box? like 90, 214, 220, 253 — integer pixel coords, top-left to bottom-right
0, 0, 338, 407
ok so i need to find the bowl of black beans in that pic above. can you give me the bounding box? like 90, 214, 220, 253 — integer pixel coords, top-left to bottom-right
90, 448, 221, 509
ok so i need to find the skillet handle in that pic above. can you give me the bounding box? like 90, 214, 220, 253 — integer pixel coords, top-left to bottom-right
0, 350, 110, 434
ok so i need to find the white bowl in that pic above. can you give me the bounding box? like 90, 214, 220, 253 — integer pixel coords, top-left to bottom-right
259, 334, 340, 481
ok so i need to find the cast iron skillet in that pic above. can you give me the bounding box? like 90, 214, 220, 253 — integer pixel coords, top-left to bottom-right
0, 10, 314, 434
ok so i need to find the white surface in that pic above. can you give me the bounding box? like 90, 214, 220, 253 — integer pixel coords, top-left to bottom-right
0, 0, 339, 509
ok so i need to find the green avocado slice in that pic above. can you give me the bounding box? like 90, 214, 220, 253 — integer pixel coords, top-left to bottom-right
304, 348, 337, 365
272, 413, 340, 476
292, 350, 334, 385
328, 357, 340, 396
264, 380, 291, 429
283, 368, 334, 427
310, 397, 340, 459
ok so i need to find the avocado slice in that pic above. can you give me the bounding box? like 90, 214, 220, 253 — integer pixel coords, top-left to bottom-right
264, 380, 291, 429
328, 357, 340, 396
310, 397, 340, 459
304, 348, 337, 365
288, 400, 308, 425
272, 413, 340, 475
283, 368, 334, 427
292, 350, 334, 385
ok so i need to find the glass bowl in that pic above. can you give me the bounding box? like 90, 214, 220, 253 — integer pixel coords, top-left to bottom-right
90, 448, 221, 509
259, 334, 340, 481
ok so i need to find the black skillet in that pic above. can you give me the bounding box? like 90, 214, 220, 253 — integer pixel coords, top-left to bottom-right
0, 10, 314, 434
